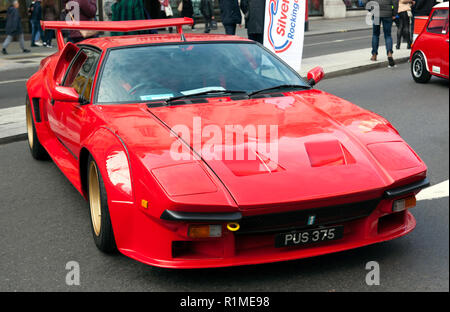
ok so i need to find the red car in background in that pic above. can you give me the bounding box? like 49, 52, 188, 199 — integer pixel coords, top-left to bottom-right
25, 19, 430, 268
411, 2, 449, 83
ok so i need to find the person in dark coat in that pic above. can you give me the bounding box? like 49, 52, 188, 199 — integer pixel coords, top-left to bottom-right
29, 0, 43, 46
111, 0, 147, 36
200, 0, 214, 33
2, 1, 31, 54
42, 0, 58, 47
65, 0, 97, 43
240, 0, 265, 44
219, 0, 242, 35
414, 0, 436, 16
181, 0, 196, 29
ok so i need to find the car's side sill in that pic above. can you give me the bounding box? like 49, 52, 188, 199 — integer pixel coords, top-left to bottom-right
384, 178, 430, 199
160, 210, 242, 222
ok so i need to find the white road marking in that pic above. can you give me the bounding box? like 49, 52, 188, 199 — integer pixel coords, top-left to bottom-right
304, 36, 370, 47
0, 105, 25, 140
0, 78, 28, 85
417, 180, 449, 201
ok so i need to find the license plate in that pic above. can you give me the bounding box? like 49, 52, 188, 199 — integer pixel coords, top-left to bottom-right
275, 226, 344, 248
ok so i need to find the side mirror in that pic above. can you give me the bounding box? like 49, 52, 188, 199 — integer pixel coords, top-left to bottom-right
52, 86, 87, 104
307, 66, 325, 87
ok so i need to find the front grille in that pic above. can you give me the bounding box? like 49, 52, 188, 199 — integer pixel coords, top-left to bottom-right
237, 199, 380, 235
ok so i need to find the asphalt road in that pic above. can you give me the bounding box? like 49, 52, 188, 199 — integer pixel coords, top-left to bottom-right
0, 63, 448, 291
0, 68, 33, 110
303, 29, 385, 58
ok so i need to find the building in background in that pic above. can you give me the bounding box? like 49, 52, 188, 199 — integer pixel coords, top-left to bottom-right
315, 0, 366, 18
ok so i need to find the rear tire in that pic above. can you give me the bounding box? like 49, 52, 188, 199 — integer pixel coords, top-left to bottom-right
26, 97, 48, 160
411, 52, 432, 83
87, 155, 117, 253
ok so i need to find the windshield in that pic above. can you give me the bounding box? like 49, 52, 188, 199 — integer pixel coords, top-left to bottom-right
96, 42, 309, 104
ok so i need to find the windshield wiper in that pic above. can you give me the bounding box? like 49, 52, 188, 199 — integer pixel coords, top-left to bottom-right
165, 90, 249, 104
249, 84, 310, 97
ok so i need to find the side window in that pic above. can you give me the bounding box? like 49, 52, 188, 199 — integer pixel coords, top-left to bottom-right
63, 49, 100, 101
427, 9, 449, 34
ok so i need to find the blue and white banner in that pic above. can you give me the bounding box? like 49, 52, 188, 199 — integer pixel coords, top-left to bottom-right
264, 0, 306, 71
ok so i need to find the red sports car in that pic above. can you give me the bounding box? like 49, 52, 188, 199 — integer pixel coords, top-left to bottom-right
26, 18, 429, 268
411, 1, 449, 83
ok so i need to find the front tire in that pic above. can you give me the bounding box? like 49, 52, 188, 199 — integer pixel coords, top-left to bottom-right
26, 97, 48, 160
411, 52, 431, 83
87, 155, 117, 253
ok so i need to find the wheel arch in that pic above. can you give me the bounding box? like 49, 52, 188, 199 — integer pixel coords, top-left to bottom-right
412, 50, 430, 72
80, 127, 136, 250
79, 127, 135, 203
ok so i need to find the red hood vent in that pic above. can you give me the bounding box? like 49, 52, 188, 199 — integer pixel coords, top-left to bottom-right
305, 140, 356, 167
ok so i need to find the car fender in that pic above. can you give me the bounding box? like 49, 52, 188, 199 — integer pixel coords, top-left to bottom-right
81, 127, 135, 248
81, 126, 134, 202
412, 50, 431, 72
26, 72, 44, 101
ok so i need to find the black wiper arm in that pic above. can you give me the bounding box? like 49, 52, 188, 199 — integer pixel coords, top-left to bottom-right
249, 84, 310, 97
165, 90, 248, 104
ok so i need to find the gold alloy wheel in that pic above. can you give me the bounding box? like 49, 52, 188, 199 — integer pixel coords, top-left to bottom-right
26, 102, 33, 149
88, 161, 102, 236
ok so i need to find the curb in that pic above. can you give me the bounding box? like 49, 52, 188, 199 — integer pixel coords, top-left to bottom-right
323, 56, 410, 79
305, 26, 371, 38
0, 133, 27, 145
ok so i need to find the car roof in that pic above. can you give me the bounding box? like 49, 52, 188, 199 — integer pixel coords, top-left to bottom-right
434, 2, 449, 9
79, 33, 252, 50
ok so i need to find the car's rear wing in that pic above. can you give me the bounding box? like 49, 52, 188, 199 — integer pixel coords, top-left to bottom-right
41, 18, 194, 50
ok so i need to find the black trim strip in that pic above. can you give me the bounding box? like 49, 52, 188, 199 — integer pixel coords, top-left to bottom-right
56, 137, 78, 160
32, 98, 41, 122
237, 199, 379, 235
236, 215, 366, 236
384, 178, 430, 199
161, 210, 242, 222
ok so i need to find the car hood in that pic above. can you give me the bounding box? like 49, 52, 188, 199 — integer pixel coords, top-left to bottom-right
98, 90, 426, 209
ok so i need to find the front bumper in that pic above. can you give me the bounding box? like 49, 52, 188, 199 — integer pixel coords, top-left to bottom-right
118, 197, 418, 269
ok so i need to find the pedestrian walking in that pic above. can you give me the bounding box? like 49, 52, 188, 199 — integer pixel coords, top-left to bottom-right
219, 0, 242, 35
200, 0, 214, 33
181, 0, 195, 30
396, 0, 414, 49
240, 0, 265, 44
65, 0, 97, 43
159, 0, 174, 33
111, 0, 146, 36
2, 0, 31, 55
29, 0, 43, 47
42, 0, 57, 48
365, 0, 399, 67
